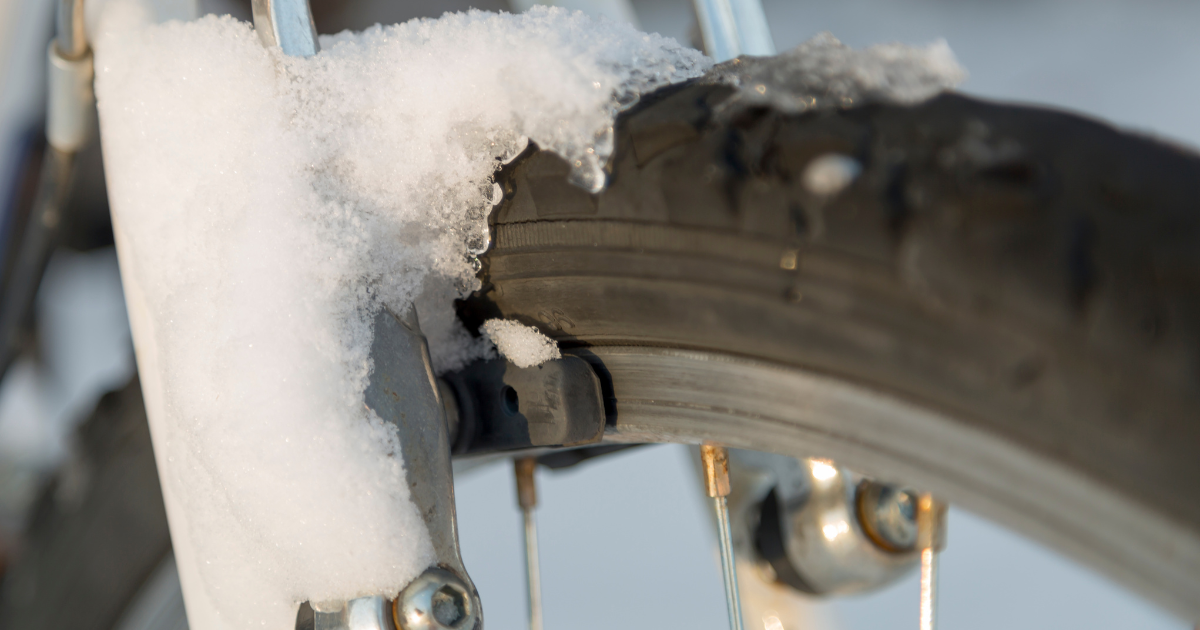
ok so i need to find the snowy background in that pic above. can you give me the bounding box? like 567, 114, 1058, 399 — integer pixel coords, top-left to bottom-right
0, 0, 1196, 628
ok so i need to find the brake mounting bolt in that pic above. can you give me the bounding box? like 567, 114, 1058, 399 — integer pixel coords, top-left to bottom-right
393, 568, 477, 630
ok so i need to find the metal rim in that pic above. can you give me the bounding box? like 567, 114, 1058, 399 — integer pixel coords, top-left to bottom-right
563, 345, 1200, 619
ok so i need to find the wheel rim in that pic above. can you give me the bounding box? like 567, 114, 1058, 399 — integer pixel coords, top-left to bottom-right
564, 344, 1200, 619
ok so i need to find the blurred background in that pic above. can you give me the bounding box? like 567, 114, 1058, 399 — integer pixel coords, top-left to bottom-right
0, 0, 1196, 628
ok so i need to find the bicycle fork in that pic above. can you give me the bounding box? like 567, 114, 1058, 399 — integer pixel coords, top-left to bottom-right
303, 307, 483, 630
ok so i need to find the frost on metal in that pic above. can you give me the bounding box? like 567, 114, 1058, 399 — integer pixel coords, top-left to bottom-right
482, 319, 562, 368
703, 32, 967, 114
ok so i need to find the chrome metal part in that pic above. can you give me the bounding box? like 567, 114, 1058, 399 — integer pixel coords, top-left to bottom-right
3, 0, 92, 380
726, 0, 774, 56
514, 458, 543, 630
692, 0, 740, 62
394, 568, 479, 630
919, 546, 938, 630
714, 498, 743, 630
313, 597, 394, 630
251, 0, 320, 57
47, 43, 94, 154
565, 345, 1200, 619
295, 308, 481, 630
442, 357, 605, 456
712, 450, 832, 630
691, 0, 774, 61
366, 307, 480, 606
55, 0, 87, 60
49, 0, 94, 154
916, 493, 946, 630
752, 457, 919, 594
701, 444, 745, 630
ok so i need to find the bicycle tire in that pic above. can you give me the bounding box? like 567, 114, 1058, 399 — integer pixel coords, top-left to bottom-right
461, 81, 1200, 618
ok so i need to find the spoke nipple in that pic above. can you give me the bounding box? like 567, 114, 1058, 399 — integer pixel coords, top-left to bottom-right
916, 492, 948, 552
514, 456, 543, 630
700, 443, 731, 498
514, 457, 538, 510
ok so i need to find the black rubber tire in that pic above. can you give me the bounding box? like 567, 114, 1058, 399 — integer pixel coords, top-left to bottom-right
464, 81, 1200, 569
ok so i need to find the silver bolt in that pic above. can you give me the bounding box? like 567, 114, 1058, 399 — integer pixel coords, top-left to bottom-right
394, 568, 479, 630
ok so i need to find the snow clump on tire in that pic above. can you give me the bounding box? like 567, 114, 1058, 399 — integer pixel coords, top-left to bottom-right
482, 319, 562, 368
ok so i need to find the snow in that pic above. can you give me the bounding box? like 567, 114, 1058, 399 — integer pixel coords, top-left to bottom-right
705, 31, 966, 115
802, 153, 861, 197
482, 319, 562, 368
91, 2, 705, 629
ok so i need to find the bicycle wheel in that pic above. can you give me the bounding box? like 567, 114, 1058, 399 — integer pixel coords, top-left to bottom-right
460, 80, 1200, 618
3, 81, 1197, 630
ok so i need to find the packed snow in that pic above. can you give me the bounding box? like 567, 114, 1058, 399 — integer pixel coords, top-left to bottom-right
92, 0, 965, 626
482, 319, 562, 368
93, 3, 705, 628
802, 153, 862, 197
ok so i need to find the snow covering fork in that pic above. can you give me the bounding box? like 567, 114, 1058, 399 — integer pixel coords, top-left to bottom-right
249, 4, 484, 629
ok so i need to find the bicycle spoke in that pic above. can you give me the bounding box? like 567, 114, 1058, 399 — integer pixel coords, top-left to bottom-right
515, 457, 543, 630
701, 444, 745, 630
919, 543, 938, 630
917, 492, 946, 630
